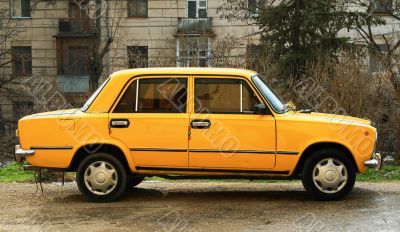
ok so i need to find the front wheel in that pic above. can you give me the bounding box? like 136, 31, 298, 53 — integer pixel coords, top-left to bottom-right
76, 153, 127, 202
302, 148, 356, 201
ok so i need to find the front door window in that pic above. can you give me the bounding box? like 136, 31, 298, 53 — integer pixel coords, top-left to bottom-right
194, 78, 261, 114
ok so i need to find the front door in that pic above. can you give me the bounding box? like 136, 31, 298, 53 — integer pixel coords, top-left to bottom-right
188, 77, 276, 170
109, 76, 189, 167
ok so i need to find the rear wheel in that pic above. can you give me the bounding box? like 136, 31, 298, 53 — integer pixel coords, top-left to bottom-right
302, 148, 356, 201
77, 153, 127, 202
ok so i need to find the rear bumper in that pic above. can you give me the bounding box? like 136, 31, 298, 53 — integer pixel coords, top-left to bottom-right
364, 152, 382, 171
14, 145, 35, 163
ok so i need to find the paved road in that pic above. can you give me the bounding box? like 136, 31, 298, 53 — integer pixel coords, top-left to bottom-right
0, 181, 399, 231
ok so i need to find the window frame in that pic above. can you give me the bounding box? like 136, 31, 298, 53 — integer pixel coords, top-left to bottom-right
246, 0, 261, 18
176, 37, 211, 67
10, 0, 31, 18
67, 46, 90, 75
371, 0, 393, 15
127, 0, 148, 18
11, 46, 32, 76
193, 76, 269, 115
186, 0, 208, 18
127, 46, 148, 68
112, 76, 189, 114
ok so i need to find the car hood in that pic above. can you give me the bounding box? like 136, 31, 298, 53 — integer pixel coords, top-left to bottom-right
21, 109, 80, 120
285, 111, 372, 126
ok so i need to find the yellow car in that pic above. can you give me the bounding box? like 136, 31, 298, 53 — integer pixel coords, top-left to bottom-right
15, 68, 381, 202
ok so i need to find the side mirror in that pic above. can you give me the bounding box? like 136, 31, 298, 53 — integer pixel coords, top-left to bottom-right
251, 103, 269, 115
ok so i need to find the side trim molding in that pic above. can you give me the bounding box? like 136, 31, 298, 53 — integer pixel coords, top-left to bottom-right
130, 148, 298, 155
30, 146, 73, 150
130, 148, 187, 152
135, 166, 290, 175
189, 149, 275, 154
277, 151, 299, 155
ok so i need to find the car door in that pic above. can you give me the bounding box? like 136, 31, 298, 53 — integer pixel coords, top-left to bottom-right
109, 76, 189, 167
188, 76, 276, 170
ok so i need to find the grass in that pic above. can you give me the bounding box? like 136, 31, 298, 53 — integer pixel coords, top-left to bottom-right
357, 165, 400, 182
0, 162, 34, 182
1, 162, 400, 183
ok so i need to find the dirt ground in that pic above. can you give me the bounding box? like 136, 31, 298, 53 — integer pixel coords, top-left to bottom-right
0, 180, 399, 232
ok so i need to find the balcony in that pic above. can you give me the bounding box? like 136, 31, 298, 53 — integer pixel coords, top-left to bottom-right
176, 18, 214, 36
55, 18, 96, 37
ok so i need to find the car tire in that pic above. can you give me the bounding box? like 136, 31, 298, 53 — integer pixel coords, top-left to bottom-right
76, 153, 127, 203
302, 148, 356, 201
126, 176, 145, 189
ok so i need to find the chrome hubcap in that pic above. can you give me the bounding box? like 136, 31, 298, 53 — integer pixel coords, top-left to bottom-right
312, 158, 348, 194
84, 161, 118, 195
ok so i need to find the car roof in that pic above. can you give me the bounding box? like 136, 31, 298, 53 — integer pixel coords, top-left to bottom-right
110, 67, 258, 80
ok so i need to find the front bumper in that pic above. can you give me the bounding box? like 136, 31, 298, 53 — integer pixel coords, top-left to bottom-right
364, 152, 382, 171
14, 145, 35, 163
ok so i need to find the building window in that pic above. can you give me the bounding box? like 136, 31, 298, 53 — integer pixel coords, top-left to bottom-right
128, 0, 148, 17
12, 46, 32, 76
247, 0, 262, 17
372, 0, 393, 14
127, 46, 148, 68
66, 47, 89, 75
11, 0, 31, 18
187, 0, 207, 18
114, 78, 188, 113
194, 78, 261, 114
13, 100, 33, 119
57, 45, 89, 76
177, 37, 211, 67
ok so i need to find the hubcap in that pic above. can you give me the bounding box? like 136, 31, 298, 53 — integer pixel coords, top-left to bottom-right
312, 158, 348, 194
84, 161, 118, 195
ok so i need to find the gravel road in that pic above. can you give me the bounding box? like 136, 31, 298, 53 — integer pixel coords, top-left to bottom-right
0, 180, 399, 232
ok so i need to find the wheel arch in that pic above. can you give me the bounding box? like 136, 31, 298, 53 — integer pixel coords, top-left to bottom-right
293, 142, 359, 176
68, 143, 135, 172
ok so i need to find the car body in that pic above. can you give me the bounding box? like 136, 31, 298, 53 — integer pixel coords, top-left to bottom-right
15, 68, 381, 202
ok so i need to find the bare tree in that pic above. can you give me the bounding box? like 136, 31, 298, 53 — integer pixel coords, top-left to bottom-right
87, 0, 125, 93
350, 0, 400, 97
0, 8, 22, 90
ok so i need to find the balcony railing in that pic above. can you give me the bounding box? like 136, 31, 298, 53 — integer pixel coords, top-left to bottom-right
58, 18, 96, 35
176, 18, 213, 35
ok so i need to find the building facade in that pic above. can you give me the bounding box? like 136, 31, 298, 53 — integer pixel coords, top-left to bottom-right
0, 0, 262, 134
0, 0, 398, 135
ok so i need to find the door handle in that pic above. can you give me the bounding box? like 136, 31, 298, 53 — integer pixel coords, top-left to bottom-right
191, 119, 211, 129
110, 119, 130, 128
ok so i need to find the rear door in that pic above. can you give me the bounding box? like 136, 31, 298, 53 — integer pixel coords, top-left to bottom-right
109, 76, 189, 167
188, 76, 276, 170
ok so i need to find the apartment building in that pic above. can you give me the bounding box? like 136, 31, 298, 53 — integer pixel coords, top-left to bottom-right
0, 0, 397, 135
0, 0, 261, 134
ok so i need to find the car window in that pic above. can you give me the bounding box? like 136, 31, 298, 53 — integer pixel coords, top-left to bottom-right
114, 78, 187, 113
194, 78, 261, 114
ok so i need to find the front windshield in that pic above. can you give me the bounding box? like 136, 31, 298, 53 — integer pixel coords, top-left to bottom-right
81, 77, 110, 112
252, 75, 287, 113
